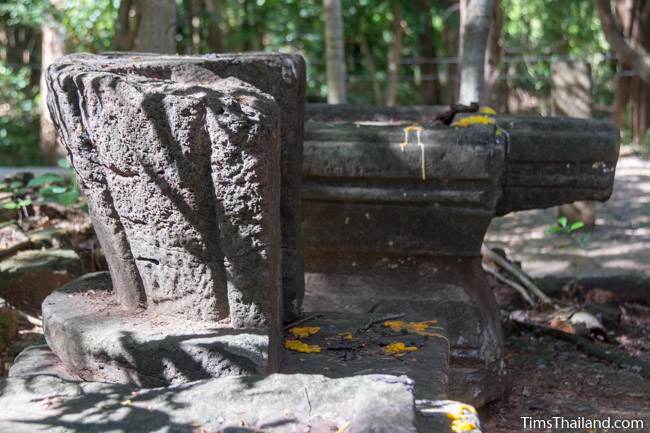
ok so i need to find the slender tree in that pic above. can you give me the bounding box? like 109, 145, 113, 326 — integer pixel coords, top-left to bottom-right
484, 0, 504, 110
385, 2, 403, 107
132, 0, 177, 53
113, 0, 176, 53
597, 0, 650, 83
204, 0, 224, 53
458, 0, 494, 105
417, 0, 442, 105
323, 0, 347, 103
39, 0, 65, 162
598, 0, 650, 145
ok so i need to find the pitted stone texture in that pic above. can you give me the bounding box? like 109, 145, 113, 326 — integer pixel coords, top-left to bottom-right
47, 54, 284, 328
0, 374, 422, 433
82, 52, 307, 322
42, 272, 274, 386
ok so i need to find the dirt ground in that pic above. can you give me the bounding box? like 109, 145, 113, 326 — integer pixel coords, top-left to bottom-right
481, 285, 650, 433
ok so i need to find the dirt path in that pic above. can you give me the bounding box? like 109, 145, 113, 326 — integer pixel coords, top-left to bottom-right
486, 155, 650, 302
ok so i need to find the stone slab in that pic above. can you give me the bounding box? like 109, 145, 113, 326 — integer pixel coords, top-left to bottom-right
42, 272, 274, 387
0, 248, 81, 314
0, 374, 423, 433
301, 256, 505, 407
8, 336, 81, 381
6, 341, 483, 432
280, 312, 449, 400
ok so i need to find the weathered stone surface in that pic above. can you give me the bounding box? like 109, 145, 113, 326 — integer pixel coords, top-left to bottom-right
302, 257, 505, 407
8, 337, 81, 381
43, 272, 274, 386
0, 374, 422, 433
0, 249, 81, 314
301, 105, 620, 406
302, 119, 506, 406
281, 312, 449, 400
47, 53, 286, 330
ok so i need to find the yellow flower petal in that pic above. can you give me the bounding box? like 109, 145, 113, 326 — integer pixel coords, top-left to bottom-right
451, 115, 496, 128
288, 326, 320, 338
479, 106, 497, 115
383, 341, 418, 356
284, 339, 321, 353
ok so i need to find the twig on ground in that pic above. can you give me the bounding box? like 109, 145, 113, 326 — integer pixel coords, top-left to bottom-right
0, 297, 42, 327
482, 245, 553, 304
359, 313, 406, 332
283, 314, 323, 331
512, 319, 650, 379
483, 265, 536, 306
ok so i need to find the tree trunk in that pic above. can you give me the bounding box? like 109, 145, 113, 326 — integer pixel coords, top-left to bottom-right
113, 0, 139, 50
323, 0, 347, 104
484, 0, 504, 110
204, 0, 224, 53
596, 0, 650, 84
443, 20, 459, 104
458, 0, 494, 105
358, 35, 382, 105
40, 0, 66, 163
417, 0, 441, 105
602, 0, 650, 145
613, 72, 631, 128
385, 2, 403, 107
133, 0, 177, 54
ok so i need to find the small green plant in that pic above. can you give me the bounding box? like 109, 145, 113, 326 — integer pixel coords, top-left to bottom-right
546, 216, 590, 296
546, 216, 589, 248
0, 158, 82, 220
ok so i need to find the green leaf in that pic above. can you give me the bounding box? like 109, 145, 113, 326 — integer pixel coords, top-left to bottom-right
9, 181, 22, 189
546, 225, 563, 234
557, 217, 568, 228
2, 202, 18, 209
0, 182, 7, 190
569, 221, 585, 232
27, 173, 65, 187
57, 158, 72, 169
53, 189, 80, 206
17, 198, 32, 207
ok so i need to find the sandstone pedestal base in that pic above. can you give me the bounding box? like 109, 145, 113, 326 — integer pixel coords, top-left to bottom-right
303, 256, 505, 407
281, 312, 449, 400
42, 273, 273, 387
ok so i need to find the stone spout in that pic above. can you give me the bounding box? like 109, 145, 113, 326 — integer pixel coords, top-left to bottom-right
494, 115, 619, 215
